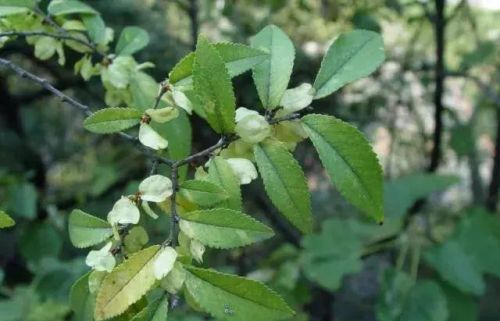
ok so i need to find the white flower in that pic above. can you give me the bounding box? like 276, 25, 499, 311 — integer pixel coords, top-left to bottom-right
153, 246, 178, 280
138, 123, 168, 150
107, 196, 140, 225
139, 175, 173, 202
172, 88, 193, 114
85, 242, 116, 272
226, 158, 258, 185
190, 239, 205, 263
280, 83, 314, 114
145, 107, 179, 123
235, 107, 270, 144
235, 106, 259, 122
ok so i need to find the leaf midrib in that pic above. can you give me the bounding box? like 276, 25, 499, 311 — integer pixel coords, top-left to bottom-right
187, 269, 291, 312
303, 121, 375, 205
315, 35, 376, 92
258, 145, 304, 220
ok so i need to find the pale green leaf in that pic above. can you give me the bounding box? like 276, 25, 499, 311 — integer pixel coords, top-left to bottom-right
454, 207, 500, 278
251, 25, 295, 109
424, 241, 485, 296
179, 180, 228, 207
302, 114, 384, 222
0, 0, 36, 7
376, 268, 413, 321
83, 107, 142, 134
0, 211, 15, 229
399, 281, 448, 321
116, 26, 150, 56
95, 245, 161, 320
68, 209, 112, 248
313, 30, 385, 99
70, 272, 95, 321
184, 266, 294, 321
179, 208, 274, 248
48, 0, 97, 15
207, 157, 242, 211
193, 36, 236, 133
168, 43, 267, 86
300, 218, 363, 290
441, 282, 478, 321
0, 6, 28, 16
253, 143, 312, 233
384, 174, 459, 219
130, 72, 158, 111
130, 294, 168, 321
82, 14, 106, 44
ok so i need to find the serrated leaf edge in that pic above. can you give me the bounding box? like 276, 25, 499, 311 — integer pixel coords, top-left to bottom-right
83, 107, 142, 134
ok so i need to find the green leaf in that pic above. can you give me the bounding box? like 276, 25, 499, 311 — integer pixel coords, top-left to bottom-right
95, 245, 161, 320
217, 42, 269, 78
130, 72, 158, 111
302, 114, 384, 222
193, 37, 236, 133
68, 209, 113, 248
82, 14, 106, 44
70, 272, 95, 321
254, 142, 312, 233
184, 266, 294, 321
20, 222, 62, 263
454, 207, 500, 277
376, 268, 413, 321
83, 107, 142, 134
179, 208, 274, 249
441, 283, 478, 321
179, 180, 228, 207
168, 43, 267, 86
6, 182, 37, 219
116, 26, 150, 56
300, 218, 363, 290
0, 211, 15, 228
47, 0, 98, 15
251, 25, 295, 109
207, 157, 242, 211
384, 174, 459, 219
399, 281, 448, 321
424, 241, 485, 296
0, 0, 35, 7
0, 6, 29, 16
130, 294, 168, 321
312, 30, 385, 99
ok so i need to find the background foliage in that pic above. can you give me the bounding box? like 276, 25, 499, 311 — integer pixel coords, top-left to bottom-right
1, 0, 499, 321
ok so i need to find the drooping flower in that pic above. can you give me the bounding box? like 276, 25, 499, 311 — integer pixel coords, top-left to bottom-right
138, 123, 168, 150
226, 158, 258, 185
85, 242, 116, 272
235, 107, 270, 144
139, 175, 173, 202
107, 196, 140, 225
153, 246, 178, 280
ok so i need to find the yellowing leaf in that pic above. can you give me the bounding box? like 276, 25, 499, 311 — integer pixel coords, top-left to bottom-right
95, 245, 161, 320
0, 210, 15, 229
184, 266, 294, 321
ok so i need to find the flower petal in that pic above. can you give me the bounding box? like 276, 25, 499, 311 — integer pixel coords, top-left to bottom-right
226, 158, 258, 185
153, 246, 178, 280
107, 196, 140, 225
139, 175, 173, 202
139, 123, 168, 150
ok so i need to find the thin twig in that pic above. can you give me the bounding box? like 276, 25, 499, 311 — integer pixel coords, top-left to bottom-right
0, 58, 174, 165
0, 31, 100, 55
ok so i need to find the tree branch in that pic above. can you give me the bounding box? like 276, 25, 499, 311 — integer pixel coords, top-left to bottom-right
0, 57, 174, 165
0, 31, 100, 55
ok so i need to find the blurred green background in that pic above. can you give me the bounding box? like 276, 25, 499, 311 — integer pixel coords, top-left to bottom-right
0, 0, 499, 320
